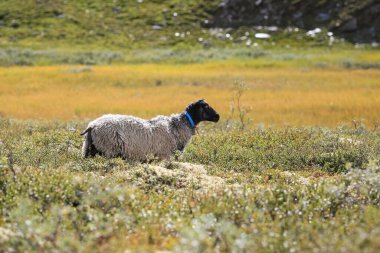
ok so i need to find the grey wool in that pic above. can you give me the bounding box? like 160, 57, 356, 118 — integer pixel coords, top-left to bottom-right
81, 99, 220, 161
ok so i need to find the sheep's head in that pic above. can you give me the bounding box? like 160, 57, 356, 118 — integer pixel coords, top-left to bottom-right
186, 99, 220, 125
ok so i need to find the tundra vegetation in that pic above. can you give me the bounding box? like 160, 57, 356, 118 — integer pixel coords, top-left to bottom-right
0, 119, 379, 252
0, 0, 380, 252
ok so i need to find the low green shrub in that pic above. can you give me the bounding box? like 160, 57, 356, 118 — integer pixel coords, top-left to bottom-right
184, 127, 379, 172
0, 118, 379, 252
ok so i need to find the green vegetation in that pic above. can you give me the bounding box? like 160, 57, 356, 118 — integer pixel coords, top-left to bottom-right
0, 0, 376, 50
185, 125, 379, 173
0, 0, 219, 49
0, 118, 379, 252
0, 0, 378, 66
1, 46, 380, 67
0, 1, 375, 57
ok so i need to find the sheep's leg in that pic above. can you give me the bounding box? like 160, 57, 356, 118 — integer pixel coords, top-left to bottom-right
82, 128, 102, 158
82, 134, 91, 158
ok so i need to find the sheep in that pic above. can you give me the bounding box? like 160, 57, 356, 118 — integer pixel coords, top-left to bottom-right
81, 99, 220, 161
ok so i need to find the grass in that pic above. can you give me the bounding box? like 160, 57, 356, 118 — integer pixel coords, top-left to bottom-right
0, 119, 379, 252
0, 0, 377, 50
0, 57, 380, 127
0, 0, 217, 49
1, 46, 380, 66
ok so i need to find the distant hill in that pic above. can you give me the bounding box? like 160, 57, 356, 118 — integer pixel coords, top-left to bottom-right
0, 0, 216, 48
0, 0, 378, 49
208, 0, 379, 43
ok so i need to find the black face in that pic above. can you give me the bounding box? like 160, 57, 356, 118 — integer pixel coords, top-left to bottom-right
186, 99, 220, 124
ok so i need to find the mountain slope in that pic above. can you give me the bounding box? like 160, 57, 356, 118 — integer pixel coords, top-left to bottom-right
209, 0, 379, 43
0, 0, 378, 49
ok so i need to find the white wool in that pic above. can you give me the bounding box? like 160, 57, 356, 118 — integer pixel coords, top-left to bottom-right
82, 113, 194, 161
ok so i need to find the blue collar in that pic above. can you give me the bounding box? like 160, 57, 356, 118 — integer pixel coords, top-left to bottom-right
185, 112, 196, 128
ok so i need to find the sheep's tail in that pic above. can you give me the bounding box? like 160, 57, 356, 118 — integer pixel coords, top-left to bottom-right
81, 127, 93, 158
80, 127, 92, 136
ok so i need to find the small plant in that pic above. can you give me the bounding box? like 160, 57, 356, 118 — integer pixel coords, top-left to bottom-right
227, 80, 252, 130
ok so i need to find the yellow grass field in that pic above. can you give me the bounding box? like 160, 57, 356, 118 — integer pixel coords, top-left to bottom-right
0, 62, 380, 127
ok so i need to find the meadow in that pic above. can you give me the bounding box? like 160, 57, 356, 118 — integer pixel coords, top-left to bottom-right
0, 48, 379, 252
1, 48, 380, 127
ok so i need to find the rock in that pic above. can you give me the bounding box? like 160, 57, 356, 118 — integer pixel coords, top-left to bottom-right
293, 11, 303, 20
267, 26, 278, 32
152, 24, 163, 30
112, 6, 121, 13
315, 12, 330, 22
306, 28, 322, 37
369, 26, 376, 36
208, 0, 379, 43
255, 33, 270, 39
10, 19, 20, 28
339, 18, 357, 32
201, 40, 212, 48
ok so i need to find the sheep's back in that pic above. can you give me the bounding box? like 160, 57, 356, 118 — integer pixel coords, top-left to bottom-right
89, 114, 176, 159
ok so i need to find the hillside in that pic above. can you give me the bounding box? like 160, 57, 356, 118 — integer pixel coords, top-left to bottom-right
0, 0, 378, 50
210, 0, 380, 43
0, 0, 218, 49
